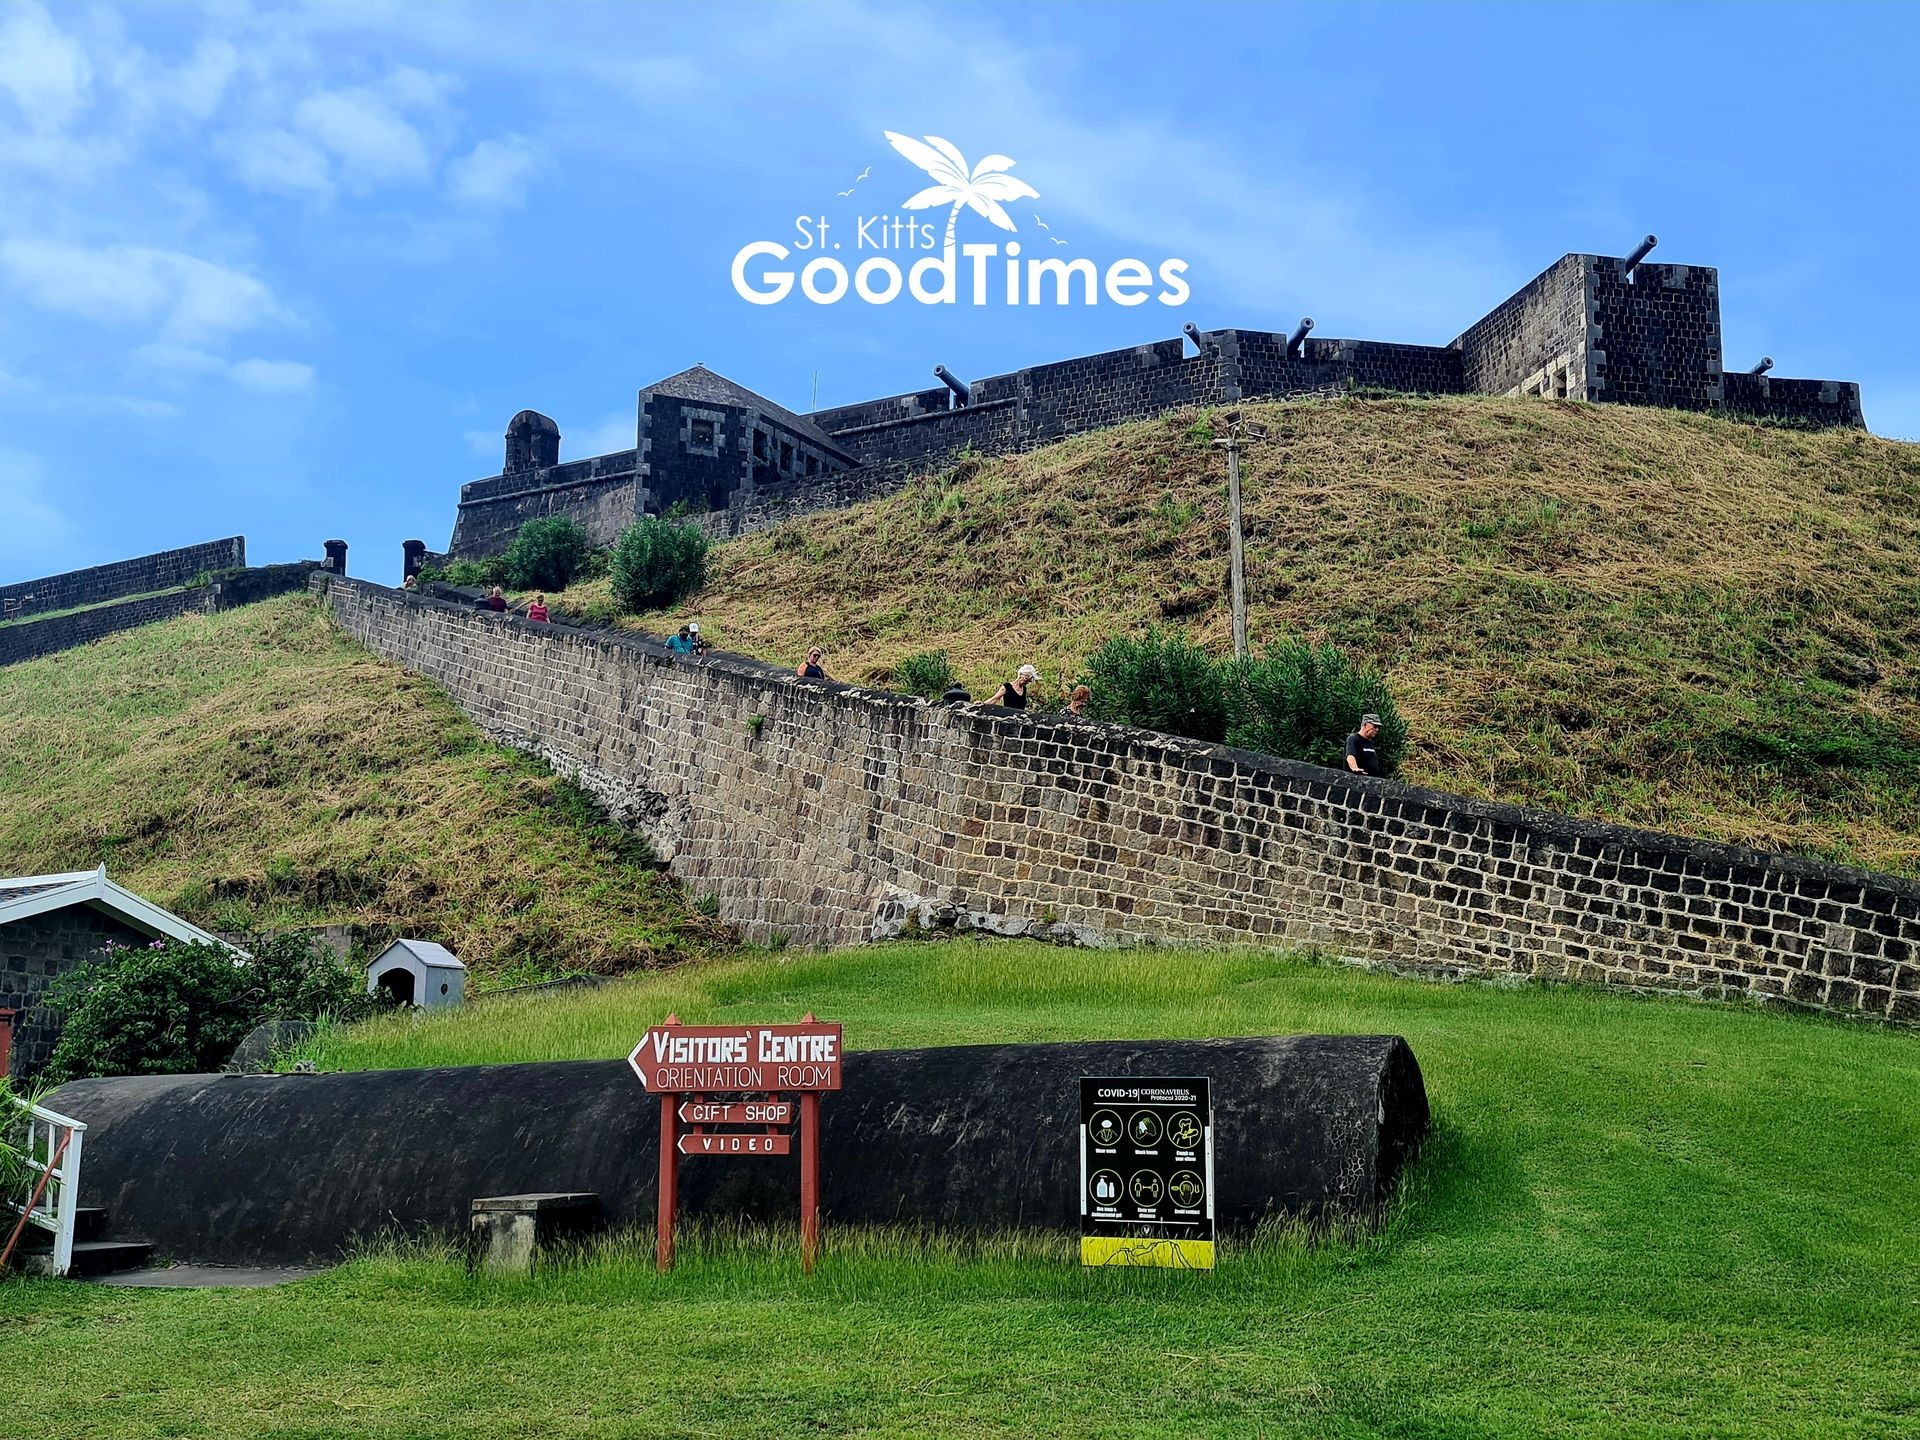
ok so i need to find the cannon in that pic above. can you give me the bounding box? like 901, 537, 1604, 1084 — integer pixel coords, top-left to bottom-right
1182, 322, 1211, 355
933, 364, 971, 408
1624, 234, 1658, 275
1287, 317, 1314, 359
1750, 356, 1774, 376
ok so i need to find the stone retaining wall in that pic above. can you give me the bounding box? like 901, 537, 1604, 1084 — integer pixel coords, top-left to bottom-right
0, 537, 244, 617
322, 578, 1919, 1024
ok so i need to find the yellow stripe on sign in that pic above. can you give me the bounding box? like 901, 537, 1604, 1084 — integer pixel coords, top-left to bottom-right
1080, 1237, 1216, 1270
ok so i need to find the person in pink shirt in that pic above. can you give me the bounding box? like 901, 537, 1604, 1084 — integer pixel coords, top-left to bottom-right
527, 593, 550, 623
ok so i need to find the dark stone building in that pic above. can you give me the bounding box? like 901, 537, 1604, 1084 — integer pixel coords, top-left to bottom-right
0, 869, 231, 1078
444, 239, 1867, 557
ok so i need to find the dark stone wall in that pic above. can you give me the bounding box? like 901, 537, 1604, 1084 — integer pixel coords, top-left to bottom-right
448, 452, 642, 557
1722, 372, 1867, 428
322, 578, 1920, 1025
0, 537, 244, 618
1, 905, 148, 1078
0, 563, 321, 668
48, 1034, 1429, 1263
1589, 259, 1724, 410
1452, 254, 1592, 399
1019, 340, 1224, 443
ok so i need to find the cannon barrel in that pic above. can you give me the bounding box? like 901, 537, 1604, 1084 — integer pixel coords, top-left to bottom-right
1287, 317, 1314, 358
1183, 322, 1209, 354
933, 364, 971, 407
1751, 356, 1774, 376
1624, 234, 1658, 274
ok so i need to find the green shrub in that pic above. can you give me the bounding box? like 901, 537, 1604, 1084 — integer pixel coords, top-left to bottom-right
1082, 627, 1228, 742
893, 649, 955, 700
610, 518, 710, 612
39, 932, 372, 1084
504, 517, 593, 592
428, 556, 507, 589
1223, 638, 1406, 774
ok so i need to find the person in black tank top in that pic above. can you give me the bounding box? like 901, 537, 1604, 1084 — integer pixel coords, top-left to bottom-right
990, 664, 1039, 709
798, 647, 828, 679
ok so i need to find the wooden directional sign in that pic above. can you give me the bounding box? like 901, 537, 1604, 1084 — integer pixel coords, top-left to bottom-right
679, 1099, 792, 1126
678, 1132, 791, 1157
629, 1021, 844, 1093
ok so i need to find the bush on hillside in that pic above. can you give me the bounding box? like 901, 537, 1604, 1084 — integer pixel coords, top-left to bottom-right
421, 556, 508, 590
1224, 638, 1406, 775
39, 932, 372, 1084
610, 518, 710, 612
1082, 627, 1228, 742
893, 649, 955, 700
504, 517, 594, 592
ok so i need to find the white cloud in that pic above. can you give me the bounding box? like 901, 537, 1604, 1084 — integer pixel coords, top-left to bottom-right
0, 241, 285, 342
228, 357, 314, 394
223, 126, 335, 197
295, 85, 432, 187
0, 1, 92, 133
448, 134, 538, 206
0, 446, 73, 572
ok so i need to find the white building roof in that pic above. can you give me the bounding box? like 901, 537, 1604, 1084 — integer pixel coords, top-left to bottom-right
373, 938, 465, 971
0, 866, 240, 952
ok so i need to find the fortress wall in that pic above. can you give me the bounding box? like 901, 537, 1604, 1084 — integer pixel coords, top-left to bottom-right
1020, 339, 1224, 443
0, 536, 245, 617
449, 452, 642, 557
1588, 259, 1724, 410
1452, 253, 1592, 399
1721, 372, 1867, 428
323, 577, 1920, 1025
0, 562, 320, 669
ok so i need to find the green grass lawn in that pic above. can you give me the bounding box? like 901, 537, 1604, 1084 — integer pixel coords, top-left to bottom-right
7, 941, 1917, 1437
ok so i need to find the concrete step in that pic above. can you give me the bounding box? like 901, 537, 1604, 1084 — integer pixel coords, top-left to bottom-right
16, 1238, 155, 1277
74, 1206, 108, 1242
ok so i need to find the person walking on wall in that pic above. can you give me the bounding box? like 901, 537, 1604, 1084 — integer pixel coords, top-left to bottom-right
527, 592, 550, 623
989, 664, 1040, 710
798, 647, 828, 679
485, 586, 507, 613
1345, 713, 1384, 777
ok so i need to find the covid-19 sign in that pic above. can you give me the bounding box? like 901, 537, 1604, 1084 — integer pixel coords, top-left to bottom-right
1079, 1077, 1215, 1270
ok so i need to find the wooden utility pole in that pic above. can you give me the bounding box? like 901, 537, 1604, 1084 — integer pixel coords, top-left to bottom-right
1213, 414, 1266, 660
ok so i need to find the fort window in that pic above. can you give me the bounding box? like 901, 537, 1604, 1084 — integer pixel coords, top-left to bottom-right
806, 454, 819, 477
690, 418, 715, 448
780, 441, 794, 472
754, 430, 768, 461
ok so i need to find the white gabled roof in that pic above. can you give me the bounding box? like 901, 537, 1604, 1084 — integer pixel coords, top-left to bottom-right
373, 938, 465, 971
0, 866, 240, 953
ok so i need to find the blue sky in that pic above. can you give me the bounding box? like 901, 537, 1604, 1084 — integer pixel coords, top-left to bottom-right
3, 0, 1917, 584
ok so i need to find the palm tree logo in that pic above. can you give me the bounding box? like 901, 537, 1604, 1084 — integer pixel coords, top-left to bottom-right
884, 132, 1040, 259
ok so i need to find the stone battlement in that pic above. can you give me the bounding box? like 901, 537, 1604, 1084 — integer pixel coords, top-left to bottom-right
445, 240, 1866, 558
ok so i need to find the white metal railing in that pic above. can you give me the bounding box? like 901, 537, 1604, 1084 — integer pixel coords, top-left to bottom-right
4, 1096, 86, 1277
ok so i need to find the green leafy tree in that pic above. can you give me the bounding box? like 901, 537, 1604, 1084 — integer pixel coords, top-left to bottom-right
39, 932, 370, 1084
610, 518, 710, 613
1081, 627, 1228, 742
1223, 638, 1407, 774
504, 517, 593, 592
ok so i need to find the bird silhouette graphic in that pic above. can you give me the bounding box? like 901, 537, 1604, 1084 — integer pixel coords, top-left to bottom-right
856, 166, 871, 181
1051, 236, 1069, 245
1034, 215, 1051, 230
837, 188, 855, 197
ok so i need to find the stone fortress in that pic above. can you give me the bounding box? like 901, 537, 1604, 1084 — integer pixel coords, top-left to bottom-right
440, 237, 1866, 561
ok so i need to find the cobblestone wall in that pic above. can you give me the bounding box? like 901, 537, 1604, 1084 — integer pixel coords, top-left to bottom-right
0, 563, 321, 668
1, 906, 148, 1077
0, 537, 244, 618
324, 578, 1918, 1024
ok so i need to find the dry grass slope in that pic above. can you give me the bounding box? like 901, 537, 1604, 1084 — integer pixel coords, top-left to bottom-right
0, 595, 729, 978
556, 394, 1920, 875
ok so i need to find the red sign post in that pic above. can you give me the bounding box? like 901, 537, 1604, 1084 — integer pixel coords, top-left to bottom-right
629, 1013, 842, 1274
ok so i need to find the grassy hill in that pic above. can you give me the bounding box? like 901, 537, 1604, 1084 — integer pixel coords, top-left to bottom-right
0, 594, 727, 978
14, 940, 1917, 1437
555, 394, 1920, 876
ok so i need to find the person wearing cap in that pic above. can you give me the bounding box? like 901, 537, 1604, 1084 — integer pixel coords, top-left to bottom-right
666, 624, 696, 655
989, 664, 1040, 710
687, 621, 707, 654
1345, 714, 1384, 776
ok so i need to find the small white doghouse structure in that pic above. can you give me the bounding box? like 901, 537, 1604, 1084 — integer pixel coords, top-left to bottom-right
366, 939, 466, 1010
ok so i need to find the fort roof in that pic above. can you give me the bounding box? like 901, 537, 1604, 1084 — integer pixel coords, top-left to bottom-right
643, 364, 854, 460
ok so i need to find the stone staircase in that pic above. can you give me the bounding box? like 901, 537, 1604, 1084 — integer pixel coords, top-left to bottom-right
14, 1204, 153, 1278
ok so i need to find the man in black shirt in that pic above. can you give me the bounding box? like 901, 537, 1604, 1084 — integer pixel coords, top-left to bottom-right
1345, 713, 1383, 776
